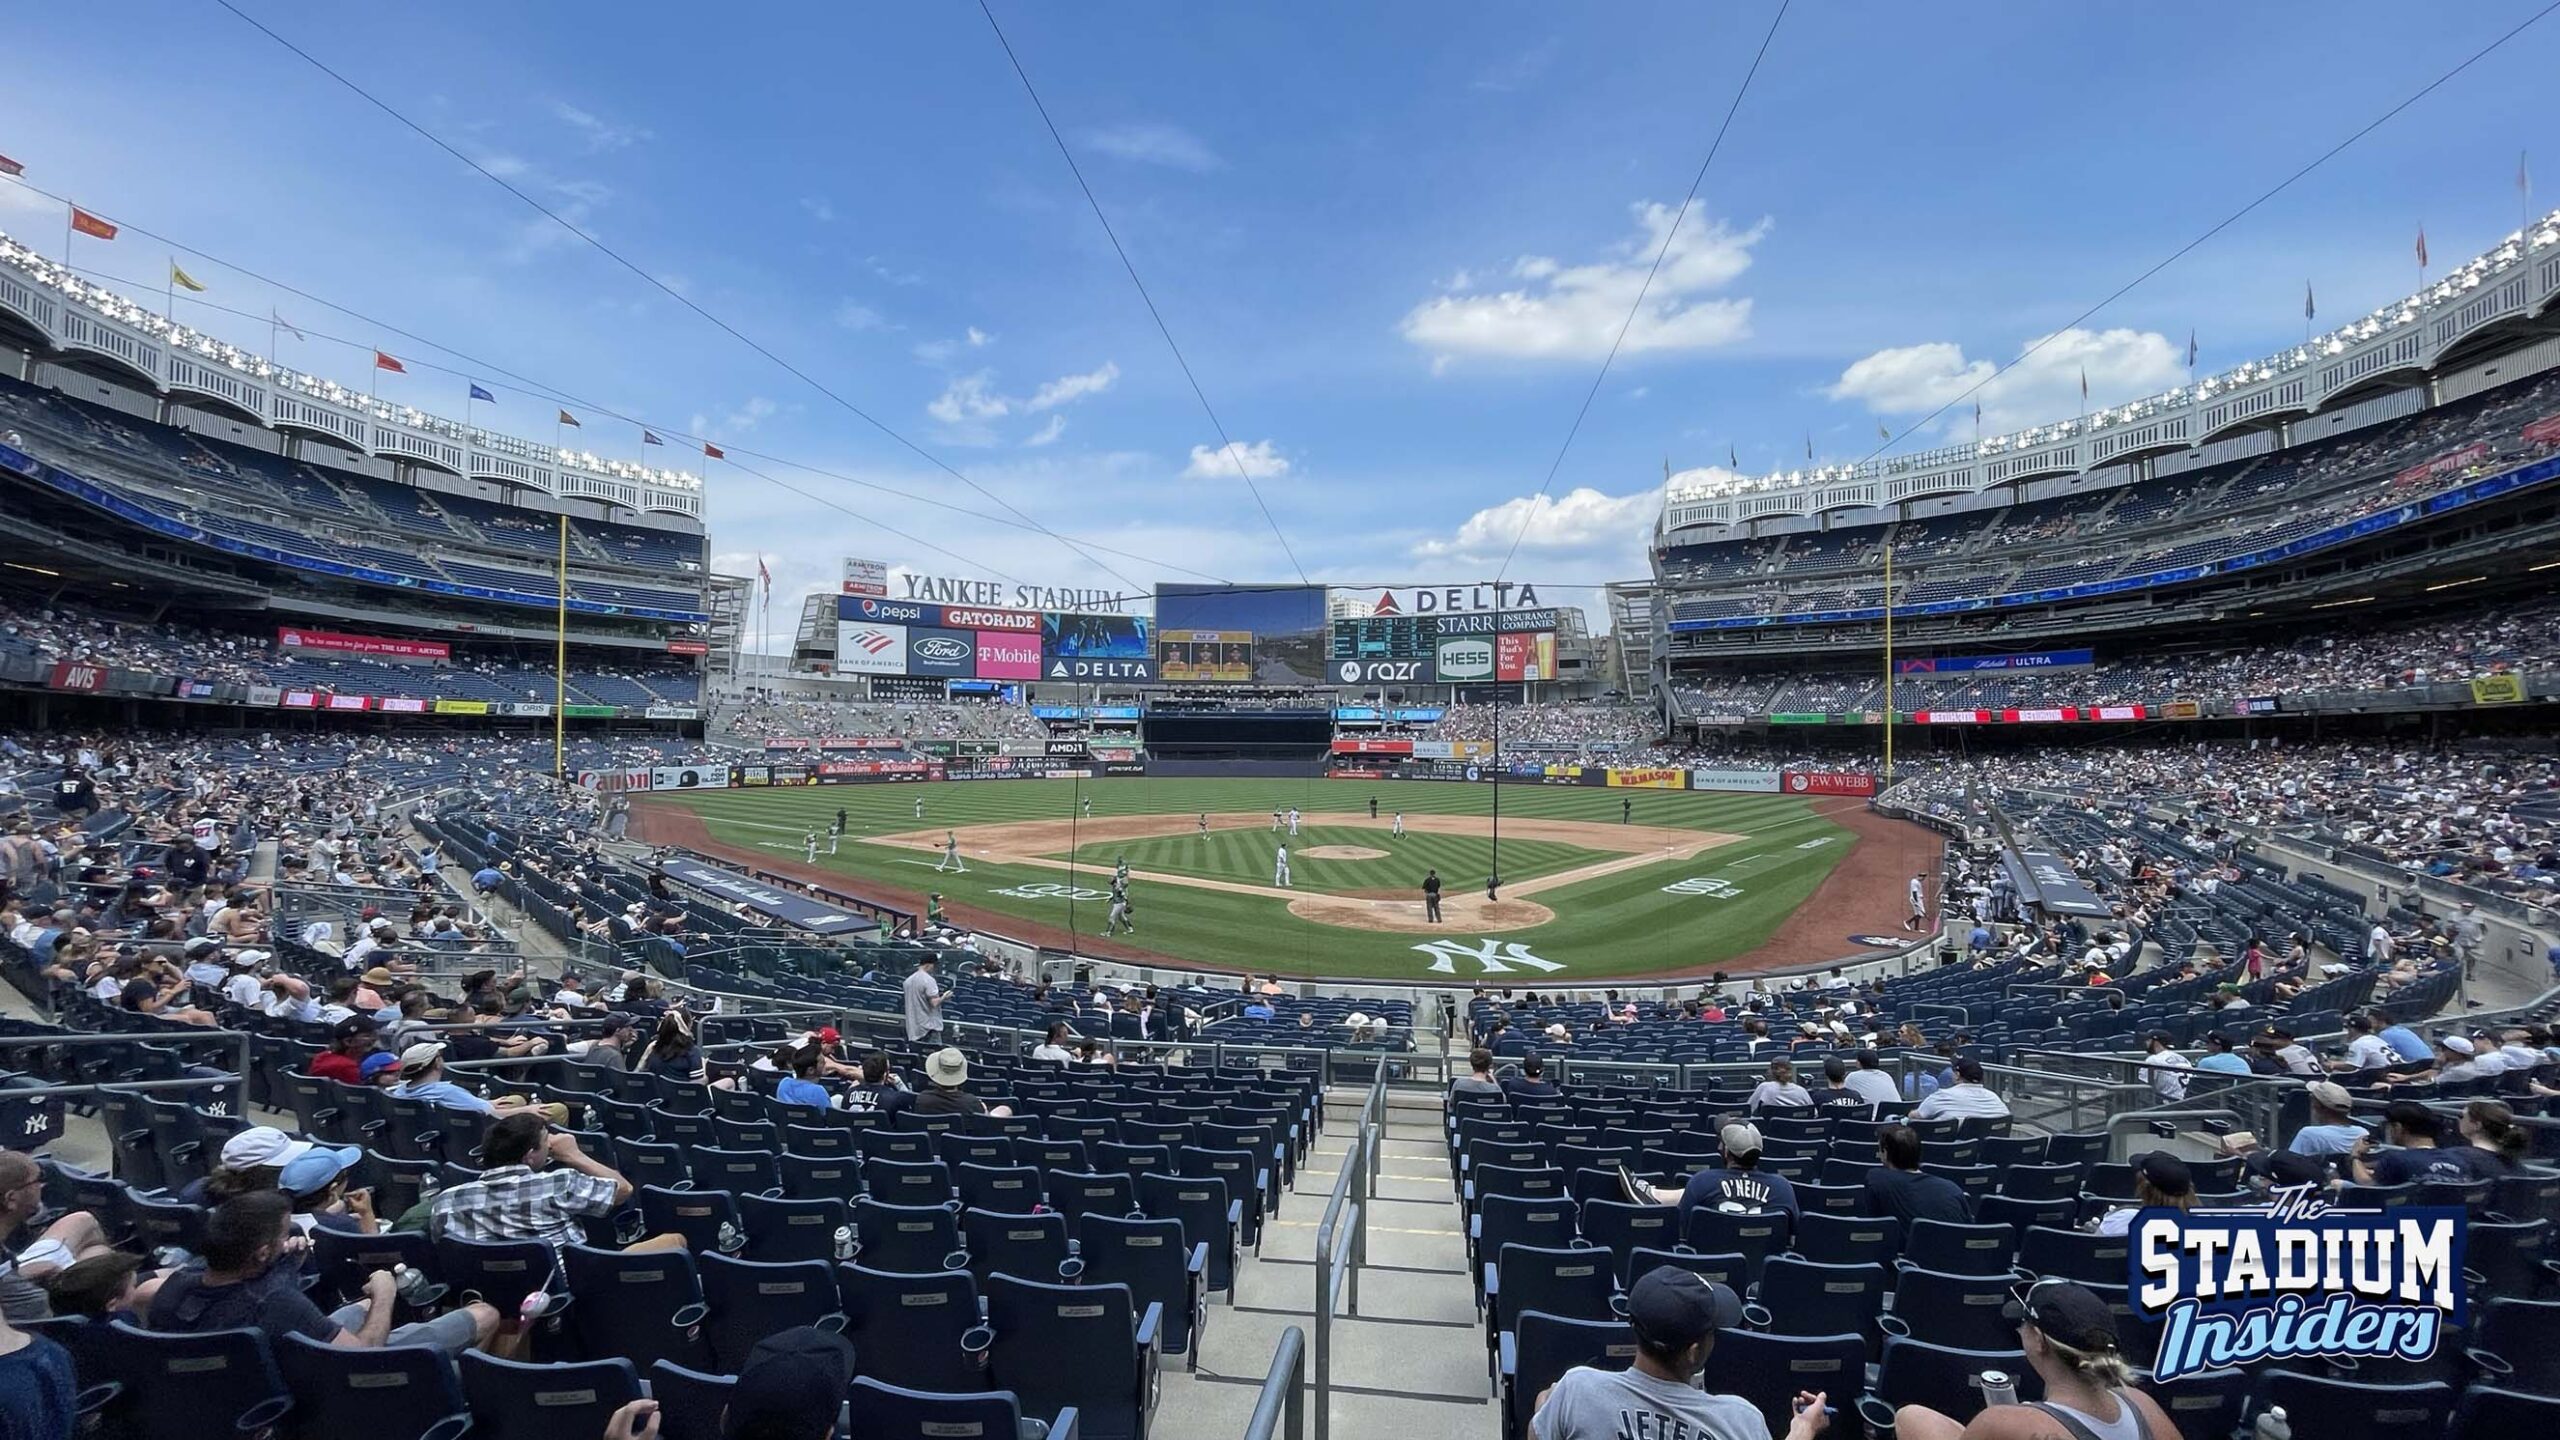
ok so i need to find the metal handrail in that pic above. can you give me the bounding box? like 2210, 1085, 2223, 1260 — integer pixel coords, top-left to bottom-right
1312, 1057, 1386, 1440
1242, 1325, 1307, 1440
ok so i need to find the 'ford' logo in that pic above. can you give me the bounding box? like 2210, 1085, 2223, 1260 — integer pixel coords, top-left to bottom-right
915, 638, 970, 661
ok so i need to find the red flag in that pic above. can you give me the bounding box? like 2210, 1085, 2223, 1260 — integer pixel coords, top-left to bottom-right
702, 442, 725, 460
0, 155, 23, 178
69, 208, 116, 240
373, 351, 406, 374
756, 556, 772, 589
2416, 226, 2429, 269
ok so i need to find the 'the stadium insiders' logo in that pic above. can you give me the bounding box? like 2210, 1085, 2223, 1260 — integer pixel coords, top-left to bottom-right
2133, 1187, 2464, 1381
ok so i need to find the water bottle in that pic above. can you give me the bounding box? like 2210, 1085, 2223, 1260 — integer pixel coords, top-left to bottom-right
1979, 1370, 2017, 1409
392, 1265, 432, 1306
2254, 1406, 2291, 1440
718, 1220, 744, 1253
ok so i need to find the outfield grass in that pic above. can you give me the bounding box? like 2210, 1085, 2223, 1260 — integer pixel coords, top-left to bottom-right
657, 777, 1852, 983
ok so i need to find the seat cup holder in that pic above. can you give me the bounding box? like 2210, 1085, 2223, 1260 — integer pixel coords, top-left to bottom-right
1058, 1257, 1087, 1281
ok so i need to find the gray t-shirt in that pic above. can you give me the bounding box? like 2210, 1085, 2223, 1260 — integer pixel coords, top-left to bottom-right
1532, 1365, 1771, 1440
903, 967, 943, 1042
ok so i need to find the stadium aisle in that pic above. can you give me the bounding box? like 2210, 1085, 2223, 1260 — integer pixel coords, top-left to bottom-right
1177, 1084, 1491, 1440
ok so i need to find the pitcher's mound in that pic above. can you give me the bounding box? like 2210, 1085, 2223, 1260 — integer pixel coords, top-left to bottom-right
1299, 845, 1388, 861
1287, 893, 1556, 934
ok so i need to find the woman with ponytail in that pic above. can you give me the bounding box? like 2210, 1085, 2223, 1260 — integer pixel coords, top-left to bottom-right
2461, 1099, 2532, 1175
1894, 1280, 2173, 1440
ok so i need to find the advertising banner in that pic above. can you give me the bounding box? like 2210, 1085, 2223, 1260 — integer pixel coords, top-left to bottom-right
1030, 705, 1080, 720
839, 595, 937, 626
835, 620, 908, 675
818, 737, 903, 751
974, 630, 1042, 680
1393, 707, 1445, 723
246, 685, 282, 706
433, 699, 489, 715
324, 694, 371, 712
652, 765, 729, 791
905, 627, 977, 678
46, 662, 106, 692
1915, 709, 1986, 724
1605, 767, 1688, 789
1499, 634, 1555, 682
658, 856, 872, 935
2091, 704, 2147, 721
1089, 747, 1137, 762
666, 639, 711, 656
281, 690, 320, 708
1331, 655, 1435, 685
1698, 714, 1748, 726
2234, 696, 2282, 716
2003, 707, 2076, 723
1769, 713, 1828, 724
1428, 607, 1560, 635
277, 627, 450, 661
737, 765, 772, 786
1099, 761, 1148, 776
1091, 705, 1144, 721
2472, 673, 2528, 705
1409, 740, 1493, 760
1331, 738, 1415, 755
842, 557, 888, 597
1155, 583, 1328, 685
168, 679, 212, 699
644, 705, 700, 721
1893, 648, 2093, 674
942, 605, 1041, 633
1433, 634, 1495, 682
1044, 739, 1090, 757
2526, 414, 2560, 446
1355, 583, 1546, 618
1783, 770, 1876, 797
379, 697, 428, 714
815, 761, 934, 782
871, 675, 951, 703
2163, 699, 2202, 720
499, 702, 552, 717
1042, 613, 1156, 682
1690, 768, 1783, 794
561, 704, 618, 718
765, 739, 815, 751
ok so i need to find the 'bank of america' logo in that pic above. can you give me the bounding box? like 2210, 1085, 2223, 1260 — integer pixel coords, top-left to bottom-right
847, 629, 897, 655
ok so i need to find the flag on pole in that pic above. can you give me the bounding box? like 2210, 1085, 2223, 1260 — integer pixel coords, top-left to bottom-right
2304, 282, 2315, 321
1877, 422, 1891, 441
1803, 434, 1812, 461
2416, 226, 2429, 269
272, 309, 304, 342
468, 383, 495, 404
69, 208, 116, 240
642, 430, 664, 446
2079, 367, 2089, 403
703, 442, 725, 460
1972, 400, 1982, 427
756, 556, 772, 590
373, 351, 406, 374
557, 409, 581, 428
0, 154, 22, 178
169, 262, 205, 293
1726, 443, 1738, 470
2185, 330, 2198, 370
2524, 151, 2534, 202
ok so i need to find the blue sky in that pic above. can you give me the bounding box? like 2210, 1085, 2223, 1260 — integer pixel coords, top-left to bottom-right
3, 1, 2554, 642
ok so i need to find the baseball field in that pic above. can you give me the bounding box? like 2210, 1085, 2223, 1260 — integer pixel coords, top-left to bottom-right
631, 777, 1930, 983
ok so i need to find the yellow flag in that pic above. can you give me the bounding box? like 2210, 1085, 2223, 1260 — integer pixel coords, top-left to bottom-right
169, 262, 206, 292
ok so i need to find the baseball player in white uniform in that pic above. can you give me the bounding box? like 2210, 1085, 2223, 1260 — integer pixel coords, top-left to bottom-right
1271, 809, 1283, 832
1273, 844, 1292, 888
804, 830, 819, 862
1286, 807, 1300, 837
1391, 811, 1404, 838
914, 797, 925, 821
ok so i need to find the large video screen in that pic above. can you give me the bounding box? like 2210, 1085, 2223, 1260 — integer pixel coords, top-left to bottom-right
1040, 612, 1157, 682
1154, 584, 1328, 685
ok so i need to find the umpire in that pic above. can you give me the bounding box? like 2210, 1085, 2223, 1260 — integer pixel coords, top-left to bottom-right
1423, 868, 1442, 923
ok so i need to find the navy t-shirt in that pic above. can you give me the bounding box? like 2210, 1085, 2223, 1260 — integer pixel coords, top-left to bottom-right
0, 1335, 73, 1440
1677, 1166, 1798, 1222
2372, 1144, 2504, 1187
1860, 1166, 1975, 1225
147, 1263, 340, 1344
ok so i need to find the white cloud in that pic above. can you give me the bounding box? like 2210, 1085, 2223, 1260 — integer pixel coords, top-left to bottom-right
834, 300, 886, 332
1079, 122, 1222, 172
1400, 200, 1768, 366
691, 396, 778, 439
966, 327, 993, 348
927, 370, 1010, 425
1182, 439, 1291, 480
1025, 361, 1119, 412
1414, 485, 1660, 561
799, 196, 835, 223
1023, 415, 1067, 447
1826, 326, 2186, 434
550, 101, 651, 152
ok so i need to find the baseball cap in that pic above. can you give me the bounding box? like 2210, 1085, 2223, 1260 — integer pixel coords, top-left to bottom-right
220, 1127, 313, 1171
183, 937, 221, 957
1719, 1121, 1763, 1156
815, 1027, 840, 1045
328, 1016, 377, 1043
229, 948, 270, 968
1953, 1057, 1985, 1083
1625, 1267, 1743, 1350
2265, 1151, 2329, 1188
2135, 1151, 2194, 1198
277, 1145, 362, 1198
2442, 1035, 2477, 1056
722, 1326, 855, 1440
2306, 1081, 2353, 1112
2001, 1280, 2120, 1352
398, 1041, 448, 1071
360, 967, 395, 986
358, 1052, 403, 1082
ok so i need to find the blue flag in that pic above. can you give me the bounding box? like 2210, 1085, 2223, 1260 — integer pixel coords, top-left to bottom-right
643, 430, 665, 446
468, 383, 495, 403
2304, 283, 2315, 321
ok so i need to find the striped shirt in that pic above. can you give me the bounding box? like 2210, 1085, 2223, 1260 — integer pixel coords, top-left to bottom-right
431, 1165, 618, 1246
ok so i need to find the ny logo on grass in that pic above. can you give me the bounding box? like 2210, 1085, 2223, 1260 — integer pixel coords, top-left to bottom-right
1411, 938, 1564, 975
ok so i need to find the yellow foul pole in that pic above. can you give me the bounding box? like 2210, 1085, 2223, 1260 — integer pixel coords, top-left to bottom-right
1881, 537, 1895, 781
554, 515, 569, 784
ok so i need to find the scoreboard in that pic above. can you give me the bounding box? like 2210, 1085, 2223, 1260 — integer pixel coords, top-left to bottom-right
1331, 615, 1436, 660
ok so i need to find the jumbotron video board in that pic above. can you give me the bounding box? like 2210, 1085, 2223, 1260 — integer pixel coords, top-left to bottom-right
1153, 584, 1328, 685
